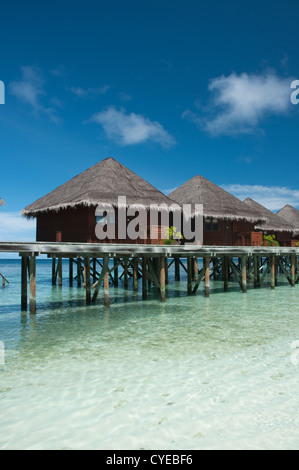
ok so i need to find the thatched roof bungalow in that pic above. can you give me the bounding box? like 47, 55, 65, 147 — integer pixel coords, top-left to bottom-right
22, 157, 178, 244
0, 198, 5, 207
276, 204, 299, 241
243, 198, 297, 246
169, 175, 266, 246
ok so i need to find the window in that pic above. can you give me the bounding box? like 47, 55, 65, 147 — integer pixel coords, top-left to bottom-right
205, 218, 219, 231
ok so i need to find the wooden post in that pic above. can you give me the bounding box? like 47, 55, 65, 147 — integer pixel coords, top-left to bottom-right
241, 256, 247, 293
291, 254, 296, 287
204, 256, 210, 297
114, 258, 119, 287
77, 258, 82, 288
223, 256, 229, 291
69, 258, 73, 287
58, 258, 62, 287
21, 256, 28, 311
165, 257, 169, 285
104, 258, 110, 307
142, 257, 147, 300
253, 255, 259, 288
84, 257, 91, 304
194, 258, 199, 282
187, 257, 192, 295
133, 258, 139, 292
175, 257, 180, 281
29, 255, 36, 314
271, 255, 276, 290
52, 258, 56, 285
160, 257, 166, 302
124, 258, 128, 289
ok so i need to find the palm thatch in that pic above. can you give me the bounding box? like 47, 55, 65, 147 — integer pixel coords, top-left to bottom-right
22, 157, 178, 218
243, 198, 296, 232
168, 175, 266, 223
277, 204, 299, 230
0, 198, 5, 207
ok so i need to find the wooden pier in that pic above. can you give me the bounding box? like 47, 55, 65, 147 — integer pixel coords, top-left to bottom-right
0, 242, 298, 314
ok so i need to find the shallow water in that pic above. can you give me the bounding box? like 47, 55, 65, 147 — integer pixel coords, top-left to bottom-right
0, 259, 298, 450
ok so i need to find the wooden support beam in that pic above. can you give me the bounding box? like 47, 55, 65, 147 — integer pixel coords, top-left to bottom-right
21, 256, 28, 311
271, 256, 276, 290
253, 256, 260, 288
58, 258, 62, 287
241, 256, 247, 293
77, 258, 82, 288
160, 257, 166, 302
29, 255, 36, 314
142, 257, 147, 300
187, 257, 192, 295
133, 258, 139, 292
52, 258, 56, 285
175, 257, 180, 281
124, 258, 128, 289
114, 258, 119, 287
291, 254, 296, 287
84, 257, 91, 304
104, 258, 110, 307
223, 256, 229, 292
194, 258, 199, 282
204, 256, 210, 297
69, 258, 73, 287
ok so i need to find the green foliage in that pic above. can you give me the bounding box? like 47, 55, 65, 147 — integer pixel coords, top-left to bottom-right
262, 234, 280, 247
296, 241, 299, 247
163, 226, 183, 245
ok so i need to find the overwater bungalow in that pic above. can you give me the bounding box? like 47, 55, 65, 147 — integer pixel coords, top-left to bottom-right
243, 198, 297, 247
0, 198, 5, 206
276, 204, 299, 244
22, 157, 177, 244
168, 175, 265, 246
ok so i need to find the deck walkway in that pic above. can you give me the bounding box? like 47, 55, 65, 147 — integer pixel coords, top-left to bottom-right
0, 242, 298, 313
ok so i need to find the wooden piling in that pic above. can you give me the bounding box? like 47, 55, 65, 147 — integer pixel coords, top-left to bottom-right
84, 257, 91, 304
142, 257, 147, 300
222, 256, 228, 291
104, 258, 110, 307
29, 255, 36, 314
58, 258, 62, 287
114, 258, 119, 287
271, 256, 276, 289
187, 257, 193, 295
241, 256, 247, 293
21, 256, 28, 311
160, 257, 166, 302
291, 254, 296, 287
175, 257, 180, 281
77, 258, 82, 288
69, 258, 73, 286
133, 258, 139, 292
204, 256, 210, 297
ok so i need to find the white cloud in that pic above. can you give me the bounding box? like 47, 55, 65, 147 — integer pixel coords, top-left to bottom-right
91, 106, 176, 148
70, 85, 111, 98
221, 184, 299, 211
10, 66, 59, 122
184, 71, 292, 135
0, 212, 36, 241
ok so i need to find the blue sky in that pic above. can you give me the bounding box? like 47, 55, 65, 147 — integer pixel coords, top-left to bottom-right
1, 0, 299, 242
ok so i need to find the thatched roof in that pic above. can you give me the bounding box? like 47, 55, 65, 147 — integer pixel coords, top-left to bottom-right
243, 198, 296, 232
168, 175, 266, 223
277, 204, 299, 229
0, 198, 5, 207
22, 157, 177, 217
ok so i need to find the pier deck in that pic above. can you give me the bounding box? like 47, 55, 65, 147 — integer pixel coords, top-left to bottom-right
0, 242, 298, 313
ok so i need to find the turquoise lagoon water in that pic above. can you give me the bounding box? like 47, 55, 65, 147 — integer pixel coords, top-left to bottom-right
0, 259, 298, 450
